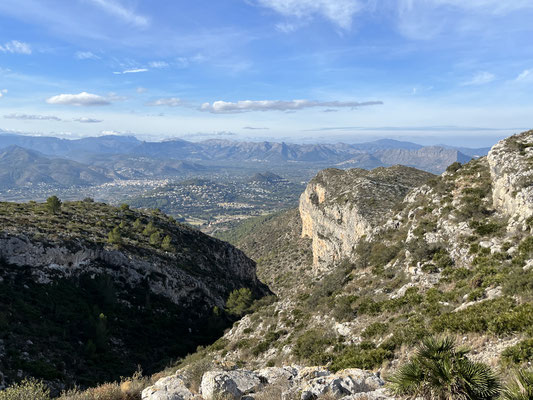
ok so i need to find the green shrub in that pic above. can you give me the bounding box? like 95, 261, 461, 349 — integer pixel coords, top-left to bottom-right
432, 298, 533, 335
161, 235, 172, 251
361, 322, 388, 339
46, 195, 62, 214
446, 161, 462, 173
0, 379, 50, 400
149, 231, 161, 246
226, 288, 253, 316
502, 338, 533, 365
293, 329, 335, 365
107, 227, 122, 246
330, 342, 393, 371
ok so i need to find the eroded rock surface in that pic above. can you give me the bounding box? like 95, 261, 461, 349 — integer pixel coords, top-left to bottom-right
300, 166, 433, 270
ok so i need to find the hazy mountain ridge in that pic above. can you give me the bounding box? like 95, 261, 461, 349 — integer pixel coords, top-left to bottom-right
0, 134, 483, 175
0, 146, 115, 188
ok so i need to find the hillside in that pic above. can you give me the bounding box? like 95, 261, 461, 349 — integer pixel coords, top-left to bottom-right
0, 200, 269, 390
0, 146, 114, 188
132, 130, 533, 399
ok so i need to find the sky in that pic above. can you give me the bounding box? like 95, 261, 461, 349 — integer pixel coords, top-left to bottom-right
0, 0, 532, 146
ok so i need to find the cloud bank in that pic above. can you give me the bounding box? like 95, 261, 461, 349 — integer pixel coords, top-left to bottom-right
46, 92, 111, 106
4, 113, 62, 121
200, 99, 383, 113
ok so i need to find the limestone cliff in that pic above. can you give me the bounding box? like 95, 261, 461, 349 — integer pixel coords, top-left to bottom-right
487, 129, 533, 230
299, 166, 434, 270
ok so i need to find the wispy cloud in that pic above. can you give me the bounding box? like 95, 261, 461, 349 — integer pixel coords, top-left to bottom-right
0, 89, 7, 98
516, 69, 533, 82
146, 97, 183, 107
255, 0, 363, 30
46, 92, 111, 106
87, 0, 149, 28
200, 99, 383, 113
149, 61, 169, 68
136, 87, 147, 94
461, 71, 495, 86
4, 113, 62, 121
113, 68, 148, 74
74, 117, 103, 123
76, 51, 99, 60
0, 40, 31, 54
243, 126, 269, 130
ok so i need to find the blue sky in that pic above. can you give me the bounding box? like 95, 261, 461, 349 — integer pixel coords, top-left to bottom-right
0, 0, 532, 146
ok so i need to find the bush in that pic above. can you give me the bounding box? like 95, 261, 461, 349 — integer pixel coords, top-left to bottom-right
46, 195, 62, 214
226, 288, 253, 316
331, 342, 393, 371
387, 337, 500, 400
446, 161, 462, 173
361, 322, 388, 339
161, 235, 172, 251
502, 338, 533, 365
0, 379, 50, 400
107, 227, 122, 246
293, 329, 335, 365
149, 231, 161, 246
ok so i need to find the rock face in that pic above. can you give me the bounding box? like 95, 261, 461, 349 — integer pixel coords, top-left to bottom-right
300, 166, 433, 270
487, 130, 533, 230
143, 367, 393, 400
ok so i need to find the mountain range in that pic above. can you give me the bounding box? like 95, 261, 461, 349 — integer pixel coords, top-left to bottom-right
0, 134, 490, 176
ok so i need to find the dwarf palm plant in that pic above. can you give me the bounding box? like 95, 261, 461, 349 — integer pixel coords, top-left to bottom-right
501, 369, 533, 400
387, 336, 500, 399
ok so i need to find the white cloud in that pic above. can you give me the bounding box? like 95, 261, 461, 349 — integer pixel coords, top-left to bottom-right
255, 0, 363, 29
146, 97, 183, 107
461, 71, 495, 86
87, 0, 149, 28
200, 99, 383, 113
243, 126, 269, 130
76, 51, 99, 60
149, 61, 169, 68
136, 87, 147, 93
0, 89, 6, 98
113, 68, 148, 74
516, 69, 533, 82
46, 92, 111, 106
4, 113, 62, 121
74, 117, 103, 123
0, 40, 31, 54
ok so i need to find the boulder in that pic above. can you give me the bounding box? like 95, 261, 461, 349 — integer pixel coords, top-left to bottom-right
141, 375, 194, 400
200, 370, 263, 400
300, 369, 385, 400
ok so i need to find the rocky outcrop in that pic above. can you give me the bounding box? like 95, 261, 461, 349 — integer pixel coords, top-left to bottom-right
143, 367, 393, 400
487, 130, 533, 230
300, 166, 433, 270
